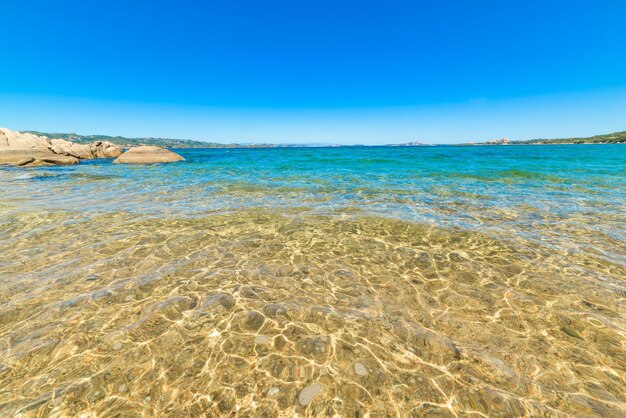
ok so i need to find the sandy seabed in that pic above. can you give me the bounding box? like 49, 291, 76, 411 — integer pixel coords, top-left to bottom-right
0, 208, 624, 417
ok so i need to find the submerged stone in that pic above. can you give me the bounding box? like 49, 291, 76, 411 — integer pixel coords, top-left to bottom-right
298, 382, 323, 406
254, 335, 271, 345
245, 311, 265, 330
354, 362, 369, 376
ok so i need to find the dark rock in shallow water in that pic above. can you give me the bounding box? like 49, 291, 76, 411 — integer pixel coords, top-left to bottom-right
201, 293, 235, 311
245, 311, 265, 330
91, 289, 114, 300
263, 303, 289, 317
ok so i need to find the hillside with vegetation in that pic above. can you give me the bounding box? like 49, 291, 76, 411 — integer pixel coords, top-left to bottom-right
25, 129, 626, 148
23, 131, 334, 149
465, 131, 626, 145
25, 131, 215, 148
514, 131, 626, 144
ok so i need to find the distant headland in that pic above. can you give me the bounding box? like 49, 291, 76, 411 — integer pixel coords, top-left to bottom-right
464, 131, 626, 145
22, 129, 626, 149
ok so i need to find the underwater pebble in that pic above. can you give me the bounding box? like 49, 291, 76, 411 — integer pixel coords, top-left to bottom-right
246, 311, 265, 330
254, 335, 271, 345
112, 342, 123, 350
118, 384, 127, 393
354, 362, 368, 376
268, 387, 280, 396
91, 289, 113, 300
298, 382, 323, 406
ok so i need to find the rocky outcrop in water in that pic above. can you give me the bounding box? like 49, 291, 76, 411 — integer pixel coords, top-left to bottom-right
113, 146, 184, 164
49, 138, 95, 159
0, 127, 122, 167
91, 141, 124, 159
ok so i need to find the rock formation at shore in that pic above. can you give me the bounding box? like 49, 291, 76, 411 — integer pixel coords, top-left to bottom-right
0, 128, 122, 167
113, 146, 185, 164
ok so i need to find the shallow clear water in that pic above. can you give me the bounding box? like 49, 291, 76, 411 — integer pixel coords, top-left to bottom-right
1, 145, 625, 416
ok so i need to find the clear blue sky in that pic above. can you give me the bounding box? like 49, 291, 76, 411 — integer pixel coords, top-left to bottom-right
1, 0, 625, 144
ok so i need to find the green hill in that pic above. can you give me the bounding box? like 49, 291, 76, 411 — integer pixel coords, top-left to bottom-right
23, 131, 324, 149
26, 129, 626, 148
514, 131, 626, 144
25, 131, 215, 148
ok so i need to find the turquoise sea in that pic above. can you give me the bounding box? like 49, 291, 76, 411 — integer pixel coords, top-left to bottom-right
1, 145, 625, 416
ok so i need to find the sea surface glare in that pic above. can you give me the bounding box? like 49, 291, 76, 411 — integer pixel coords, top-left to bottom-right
1, 145, 625, 416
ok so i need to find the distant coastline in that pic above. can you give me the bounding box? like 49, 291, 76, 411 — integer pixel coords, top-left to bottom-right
463, 131, 626, 146
24, 129, 626, 149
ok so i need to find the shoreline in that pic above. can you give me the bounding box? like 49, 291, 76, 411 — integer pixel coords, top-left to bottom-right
21, 128, 626, 149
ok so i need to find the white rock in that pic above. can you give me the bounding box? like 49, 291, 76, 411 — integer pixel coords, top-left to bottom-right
298, 382, 323, 406
113, 146, 184, 164
254, 335, 271, 345
354, 362, 369, 376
